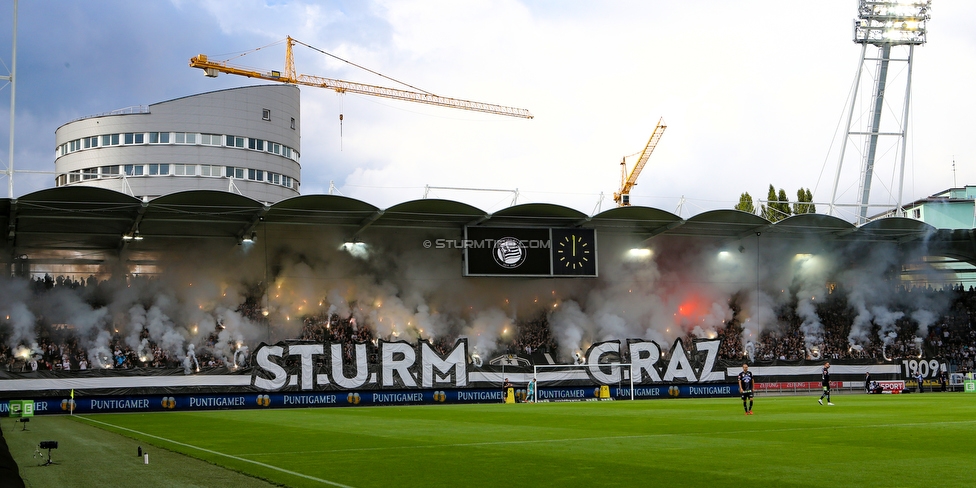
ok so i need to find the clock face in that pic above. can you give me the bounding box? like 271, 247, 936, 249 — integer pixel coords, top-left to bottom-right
552, 228, 597, 276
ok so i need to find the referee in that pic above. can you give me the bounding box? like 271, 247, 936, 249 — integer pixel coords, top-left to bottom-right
738, 363, 755, 415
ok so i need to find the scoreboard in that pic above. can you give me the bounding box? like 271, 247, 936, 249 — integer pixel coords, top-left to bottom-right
463, 227, 597, 277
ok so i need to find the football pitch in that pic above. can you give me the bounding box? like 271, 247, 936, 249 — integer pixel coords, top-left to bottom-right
7, 393, 975, 487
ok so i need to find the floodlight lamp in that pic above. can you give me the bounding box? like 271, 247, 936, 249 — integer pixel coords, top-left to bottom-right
854, 0, 930, 46
339, 241, 370, 259
628, 248, 652, 258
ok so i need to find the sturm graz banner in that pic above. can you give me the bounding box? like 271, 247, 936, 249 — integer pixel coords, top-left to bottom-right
0, 338, 919, 398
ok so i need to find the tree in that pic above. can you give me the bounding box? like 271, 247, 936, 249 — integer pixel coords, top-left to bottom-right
760, 185, 776, 221
760, 185, 792, 222
776, 188, 792, 221
793, 188, 816, 215
735, 192, 755, 214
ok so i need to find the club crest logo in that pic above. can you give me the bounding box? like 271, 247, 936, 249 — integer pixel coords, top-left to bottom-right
493, 237, 526, 269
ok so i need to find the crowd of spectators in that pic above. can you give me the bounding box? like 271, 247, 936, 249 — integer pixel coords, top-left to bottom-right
3, 274, 976, 373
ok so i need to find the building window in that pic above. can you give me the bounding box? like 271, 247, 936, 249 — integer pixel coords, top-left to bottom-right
248, 138, 264, 151
83, 136, 97, 149
201, 165, 221, 177
175, 132, 196, 144
148, 164, 169, 175
282, 175, 292, 188
124, 164, 144, 176
268, 172, 280, 185
149, 132, 170, 144
124, 133, 144, 144
225, 135, 244, 148
225, 166, 244, 179
913, 208, 921, 219
291, 117, 295, 130
68, 171, 81, 183
101, 166, 120, 176
174, 164, 196, 176
56, 174, 66, 186
100, 134, 119, 146
262, 109, 271, 121
200, 134, 220, 146
82, 167, 98, 180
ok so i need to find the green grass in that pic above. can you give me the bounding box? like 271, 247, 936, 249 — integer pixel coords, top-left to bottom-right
4, 411, 278, 487
8, 393, 976, 487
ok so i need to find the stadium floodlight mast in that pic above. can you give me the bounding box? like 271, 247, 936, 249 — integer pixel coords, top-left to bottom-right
2, 0, 17, 198
829, 0, 931, 225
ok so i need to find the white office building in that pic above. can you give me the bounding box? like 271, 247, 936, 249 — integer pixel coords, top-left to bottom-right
54, 84, 301, 204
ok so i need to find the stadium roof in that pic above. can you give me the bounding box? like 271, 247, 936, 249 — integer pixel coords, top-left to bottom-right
2, 187, 974, 267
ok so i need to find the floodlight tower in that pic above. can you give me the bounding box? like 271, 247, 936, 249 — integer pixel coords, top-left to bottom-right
2, 0, 17, 198
829, 0, 931, 224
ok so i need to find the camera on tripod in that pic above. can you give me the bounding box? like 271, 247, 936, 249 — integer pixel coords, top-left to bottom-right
35, 441, 58, 466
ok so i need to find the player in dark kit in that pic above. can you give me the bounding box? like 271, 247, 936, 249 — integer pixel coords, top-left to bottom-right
818, 362, 834, 405
737, 364, 755, 415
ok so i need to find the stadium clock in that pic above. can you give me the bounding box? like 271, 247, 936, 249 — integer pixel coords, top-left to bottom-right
551, 228, 597, 276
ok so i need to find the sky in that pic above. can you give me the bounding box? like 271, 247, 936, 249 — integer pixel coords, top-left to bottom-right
0, 0, 973, 220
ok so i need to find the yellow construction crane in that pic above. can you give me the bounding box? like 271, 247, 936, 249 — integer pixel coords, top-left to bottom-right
189, 36, 533, 119
613, 117, 666, 207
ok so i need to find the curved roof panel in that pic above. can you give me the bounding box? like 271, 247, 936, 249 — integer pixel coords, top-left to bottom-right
265, 194, 379, 226
589, 206, 682, 235
858, 217, 936, 242
140, 190, 264, 240
677, 209, 770, 238
487, 203, 587, 227
11, 187, 143, 251
377, 199, 488, 229
768, 213, 856, 239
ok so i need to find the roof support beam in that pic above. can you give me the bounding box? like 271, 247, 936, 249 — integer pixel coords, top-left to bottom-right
351, 210, 384, 241
236, 205, 270, 244
119, 201, 149, 251
639, 220, 685, 246
465, 214, 492, 227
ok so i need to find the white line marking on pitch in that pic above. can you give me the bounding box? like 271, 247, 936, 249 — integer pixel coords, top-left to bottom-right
77, 416, 356, 488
